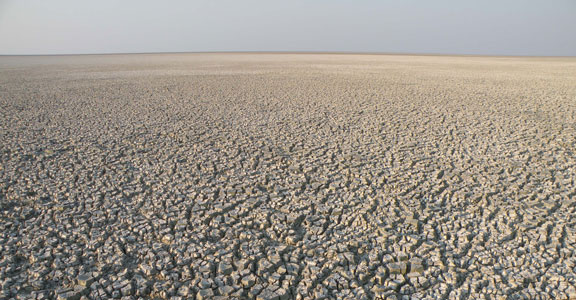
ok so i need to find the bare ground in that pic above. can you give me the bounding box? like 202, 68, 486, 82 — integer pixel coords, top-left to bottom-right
1, 54, 576, 299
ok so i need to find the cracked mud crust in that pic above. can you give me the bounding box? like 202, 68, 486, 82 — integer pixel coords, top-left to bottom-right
1, 54, 576, 299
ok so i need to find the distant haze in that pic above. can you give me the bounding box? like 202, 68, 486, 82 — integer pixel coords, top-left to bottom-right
0, 0, 575, 56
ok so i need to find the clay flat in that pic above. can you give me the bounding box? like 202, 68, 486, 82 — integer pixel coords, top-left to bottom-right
1, 53, 576, 299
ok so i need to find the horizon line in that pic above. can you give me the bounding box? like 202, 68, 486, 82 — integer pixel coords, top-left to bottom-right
1, 50, 575, 58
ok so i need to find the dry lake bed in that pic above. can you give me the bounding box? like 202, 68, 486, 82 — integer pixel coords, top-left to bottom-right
1, 53, 576, 299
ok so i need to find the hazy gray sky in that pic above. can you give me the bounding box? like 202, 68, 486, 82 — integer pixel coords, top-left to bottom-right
0, 0, 575, 56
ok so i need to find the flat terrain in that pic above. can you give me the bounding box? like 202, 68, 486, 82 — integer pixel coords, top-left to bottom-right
1, 54, 576, 299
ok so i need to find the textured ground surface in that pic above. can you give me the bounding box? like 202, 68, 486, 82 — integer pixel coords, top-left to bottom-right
1, 54, 576, 299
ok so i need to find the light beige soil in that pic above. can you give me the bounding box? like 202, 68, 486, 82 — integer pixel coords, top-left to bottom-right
1, 54, 576, 299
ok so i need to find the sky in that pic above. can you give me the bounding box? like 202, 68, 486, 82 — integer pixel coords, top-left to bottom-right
0, 0, 575, 56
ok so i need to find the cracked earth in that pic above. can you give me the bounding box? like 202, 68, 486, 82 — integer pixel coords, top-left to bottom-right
1, 54, 576, 299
